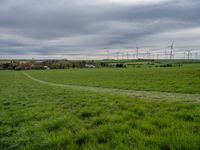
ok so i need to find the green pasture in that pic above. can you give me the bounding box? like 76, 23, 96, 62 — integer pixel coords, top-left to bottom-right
0, 64, 200, 149
28, 64, 200, 94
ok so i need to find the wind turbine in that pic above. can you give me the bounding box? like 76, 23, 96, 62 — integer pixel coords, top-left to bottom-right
169, 41, 174, 60
166, 42, 174, 59
107, 49, 110, 60
164, 47, 168, 59
187, 50, 191, 60
195, 52, 198, 59
136, 45, 139, 59
121, 52, 123, 60
116, 52, 119, 60
126, 52, 129, 60
184, 52, 186, 60
146, 50, 151, 59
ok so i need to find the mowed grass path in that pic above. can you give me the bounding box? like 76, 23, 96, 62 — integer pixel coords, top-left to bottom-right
23, 71, 200, 102
27, 64, 200, 94
0, 70, 200, 149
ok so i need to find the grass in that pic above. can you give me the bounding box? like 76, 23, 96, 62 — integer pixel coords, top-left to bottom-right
0, 65, 200, 149
27, 64, 200, 94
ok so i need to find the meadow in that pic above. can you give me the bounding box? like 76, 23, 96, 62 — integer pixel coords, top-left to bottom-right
28, 64, 200, 93
0, 64, 200, 150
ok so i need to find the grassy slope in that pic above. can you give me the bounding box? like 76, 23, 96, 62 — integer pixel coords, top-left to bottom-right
0, 71, 200, 150
28, 64, 200, 94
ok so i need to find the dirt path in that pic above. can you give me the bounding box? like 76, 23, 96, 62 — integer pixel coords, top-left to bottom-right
22, 71, 200, 103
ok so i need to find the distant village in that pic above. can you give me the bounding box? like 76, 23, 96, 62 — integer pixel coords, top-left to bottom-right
0, 59, 127, 70
1, 59, 197, 70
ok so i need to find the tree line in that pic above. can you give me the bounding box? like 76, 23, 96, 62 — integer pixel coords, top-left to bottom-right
0, 60, 117, 70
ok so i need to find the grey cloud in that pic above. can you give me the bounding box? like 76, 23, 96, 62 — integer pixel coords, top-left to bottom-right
0, 0, 200, 58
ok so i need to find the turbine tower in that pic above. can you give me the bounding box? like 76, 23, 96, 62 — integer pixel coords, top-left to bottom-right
136, 45, 139, 59
126, 52, 129, 60
107, 49, 110, 60
165, 47, 167, 59
187, 50, 191, 60
146, 50, 151, 59
116, 52, 119, 60
169, 42, 174, 60
184, 52, 186, 60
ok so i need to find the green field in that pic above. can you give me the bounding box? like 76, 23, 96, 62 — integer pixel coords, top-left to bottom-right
0, 65, 200, 149
28, 64, 200, 93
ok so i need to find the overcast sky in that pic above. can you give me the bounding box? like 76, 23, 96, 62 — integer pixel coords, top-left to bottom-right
0, 0, 200, 59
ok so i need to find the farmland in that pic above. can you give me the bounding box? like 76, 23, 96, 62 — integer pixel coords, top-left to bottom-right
0, 64, 200, 149
28, 64, 200, 94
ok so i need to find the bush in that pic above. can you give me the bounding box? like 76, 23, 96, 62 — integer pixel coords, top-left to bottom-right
159, 64, 173, 67
116, 64, 126, 68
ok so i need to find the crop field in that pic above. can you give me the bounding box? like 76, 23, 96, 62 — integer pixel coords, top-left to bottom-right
1, 64, 200, 149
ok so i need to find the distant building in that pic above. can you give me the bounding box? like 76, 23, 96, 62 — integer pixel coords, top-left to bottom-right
44, 66, 50, 70
35, 60, 44, 63
85, 64, 96, 68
